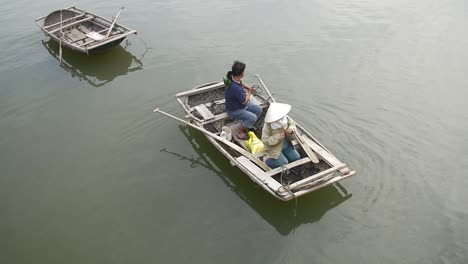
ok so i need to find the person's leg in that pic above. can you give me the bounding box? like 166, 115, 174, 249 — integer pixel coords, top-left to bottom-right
265, 153, 289, 169
245, 101, 262, 120
227, 108, 257, 138
282, 139, 300, 162
234, 108, 258, 129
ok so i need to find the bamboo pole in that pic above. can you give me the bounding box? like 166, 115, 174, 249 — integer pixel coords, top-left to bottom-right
44, 13, 86, 29
153, 108, 271, 172
48, 16, 93, 34
106, 7, 124, 38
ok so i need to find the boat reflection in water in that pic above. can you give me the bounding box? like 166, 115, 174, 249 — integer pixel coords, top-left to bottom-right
42, 39, 143, 87
161, 125, 353, 236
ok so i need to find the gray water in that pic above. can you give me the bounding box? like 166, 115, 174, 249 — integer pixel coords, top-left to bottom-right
1, 0, 467, 263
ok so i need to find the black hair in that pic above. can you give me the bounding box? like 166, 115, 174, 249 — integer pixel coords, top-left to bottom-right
231, 60, 246, 77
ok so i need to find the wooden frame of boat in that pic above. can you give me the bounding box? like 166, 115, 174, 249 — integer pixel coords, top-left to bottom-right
35, 6, 137, 54
163, 75, 356, 201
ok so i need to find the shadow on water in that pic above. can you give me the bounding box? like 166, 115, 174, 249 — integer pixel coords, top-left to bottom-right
41, 39, 144, 87
161, 125, 352, 236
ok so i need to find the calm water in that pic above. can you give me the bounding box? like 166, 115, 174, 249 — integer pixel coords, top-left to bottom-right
1, 0, 467, 263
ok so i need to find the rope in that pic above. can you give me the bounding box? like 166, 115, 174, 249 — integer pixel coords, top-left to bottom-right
135, 34, 151, 51
124, 34, 151, 61
251, 84, 262, 95
277, 165, 295, 198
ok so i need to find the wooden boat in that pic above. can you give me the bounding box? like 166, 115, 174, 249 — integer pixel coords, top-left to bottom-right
155, 75, 356, 201
35, 6, 137, 54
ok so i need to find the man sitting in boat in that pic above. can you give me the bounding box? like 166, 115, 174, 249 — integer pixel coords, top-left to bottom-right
224, 61, 262, 140
261, 103, 300, 168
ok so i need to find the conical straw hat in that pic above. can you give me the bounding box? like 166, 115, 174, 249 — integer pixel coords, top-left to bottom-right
264, 103, 291, 123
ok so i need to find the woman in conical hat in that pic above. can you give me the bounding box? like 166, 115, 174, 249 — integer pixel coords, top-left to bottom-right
261, 103, 300, 169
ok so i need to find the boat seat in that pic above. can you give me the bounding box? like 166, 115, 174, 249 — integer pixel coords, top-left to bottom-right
194, 104, 215, 120
67, 28, 86, 42
77, 25, 91, 34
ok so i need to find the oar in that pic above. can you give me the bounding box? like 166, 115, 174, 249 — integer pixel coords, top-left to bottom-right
106, 7, 124, 38
254, 74, 320, 163
154, 108, 271, 172
293, 130, 319, 163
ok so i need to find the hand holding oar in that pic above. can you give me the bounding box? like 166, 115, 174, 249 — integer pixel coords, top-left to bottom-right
154, 108, 271, 172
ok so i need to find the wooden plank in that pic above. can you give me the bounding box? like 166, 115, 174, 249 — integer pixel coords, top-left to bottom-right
265, 157, 312, 177
63, 29, 83, 43
70, 28, 106, 44
77, 24, 92, 34
289, 163, 346, 190
65, 34, 80, 42
291, 170, 356, 198
68, 28, 86, 39
236, 156, 283, 190
75, 8, 135, 32
188, 99, 225, 112
200, 112, 229, 125
194, 105, 215, 120
86, 30, 136, 49
48, 16, 94, 34
44, 13, 86, 29
77, 38, 98, 47
303, 137, 351, 175
175, 82, 224, 97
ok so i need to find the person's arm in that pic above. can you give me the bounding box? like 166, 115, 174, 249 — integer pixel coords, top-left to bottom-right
284, 117, 296, 135
261, 125, 285, 146
242, 89, 253, 104
240, 82, 254, 104
242, 82, 252, 91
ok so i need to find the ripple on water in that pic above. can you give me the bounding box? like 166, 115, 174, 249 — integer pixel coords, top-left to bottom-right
291, 94, 410, 213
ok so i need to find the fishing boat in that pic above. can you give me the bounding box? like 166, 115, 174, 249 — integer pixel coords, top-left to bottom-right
35, 6, 137, 54
154, 75, 356, 201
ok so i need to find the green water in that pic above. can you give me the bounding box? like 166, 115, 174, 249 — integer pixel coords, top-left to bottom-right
1, 0, 467, 263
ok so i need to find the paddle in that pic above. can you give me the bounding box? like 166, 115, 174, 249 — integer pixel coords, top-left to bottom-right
106, 7, 124, 38
153, 108, 271, 172
254, 74, 320, 163
292, 130, 319, 163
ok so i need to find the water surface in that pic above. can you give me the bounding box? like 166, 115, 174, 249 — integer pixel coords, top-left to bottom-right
1, 0, 467, 263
